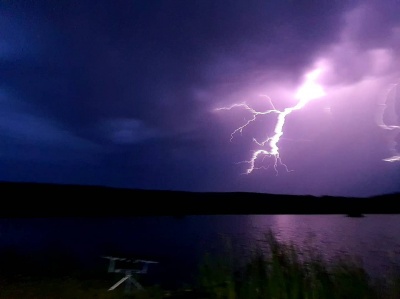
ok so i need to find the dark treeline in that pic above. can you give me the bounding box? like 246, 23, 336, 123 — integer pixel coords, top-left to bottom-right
1, 181, 399, 217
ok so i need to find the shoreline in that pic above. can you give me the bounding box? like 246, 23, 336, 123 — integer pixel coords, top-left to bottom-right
1, 181, 399, 216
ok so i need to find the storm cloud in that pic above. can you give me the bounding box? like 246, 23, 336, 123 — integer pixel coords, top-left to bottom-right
1, 0, 399, 196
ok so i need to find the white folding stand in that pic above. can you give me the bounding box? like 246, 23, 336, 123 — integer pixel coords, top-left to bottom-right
102, 256, 158, 294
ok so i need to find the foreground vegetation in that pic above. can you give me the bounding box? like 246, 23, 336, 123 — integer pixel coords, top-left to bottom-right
1, 230, 399, 299
197, 231, 400, 299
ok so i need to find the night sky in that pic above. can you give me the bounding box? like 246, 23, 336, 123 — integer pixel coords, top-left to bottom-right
1, 0, 400, 197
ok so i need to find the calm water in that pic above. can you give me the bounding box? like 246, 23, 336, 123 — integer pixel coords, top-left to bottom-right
1, 215, 400, 286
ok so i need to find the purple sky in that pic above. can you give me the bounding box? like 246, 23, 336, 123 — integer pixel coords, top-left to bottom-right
1, 0, 400, 197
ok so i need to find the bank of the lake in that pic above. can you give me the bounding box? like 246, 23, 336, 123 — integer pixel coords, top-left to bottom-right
1, 230, 400, 299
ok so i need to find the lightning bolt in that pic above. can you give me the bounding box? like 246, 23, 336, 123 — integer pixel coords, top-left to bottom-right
216, 67, 326, 175
376, 81, 400, 162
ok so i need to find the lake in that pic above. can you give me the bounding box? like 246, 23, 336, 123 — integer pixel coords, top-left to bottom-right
1, 215, 400, 287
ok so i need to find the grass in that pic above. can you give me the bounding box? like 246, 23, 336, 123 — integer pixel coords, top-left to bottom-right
196, 230, 400, 299
1, 230, 399, 298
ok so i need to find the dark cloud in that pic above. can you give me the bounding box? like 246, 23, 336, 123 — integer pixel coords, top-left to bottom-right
101, 118, 161, 144
0, 89, 100, 162
2, 0, 356, 130
1, 0, 400, 196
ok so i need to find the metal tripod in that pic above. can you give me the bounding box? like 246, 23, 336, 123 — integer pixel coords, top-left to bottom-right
102, 256, 158, 294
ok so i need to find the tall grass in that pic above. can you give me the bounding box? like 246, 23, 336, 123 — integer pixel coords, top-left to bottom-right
197, 230, 399, 299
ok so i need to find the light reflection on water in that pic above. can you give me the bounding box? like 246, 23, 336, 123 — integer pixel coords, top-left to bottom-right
249, 215, 400, 277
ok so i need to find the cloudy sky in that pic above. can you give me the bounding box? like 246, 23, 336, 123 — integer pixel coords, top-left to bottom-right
1, 0, 400, 197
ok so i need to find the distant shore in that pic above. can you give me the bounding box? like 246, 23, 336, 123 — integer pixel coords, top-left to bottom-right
1, 181, 399, 217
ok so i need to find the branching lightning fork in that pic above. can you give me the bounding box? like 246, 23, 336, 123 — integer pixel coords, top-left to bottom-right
215, 67, 326, 175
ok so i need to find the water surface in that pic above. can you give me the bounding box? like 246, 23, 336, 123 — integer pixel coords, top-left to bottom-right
1, 215, 399, 285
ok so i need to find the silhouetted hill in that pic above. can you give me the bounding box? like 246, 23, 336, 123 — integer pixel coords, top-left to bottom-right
0, 181, 399, 217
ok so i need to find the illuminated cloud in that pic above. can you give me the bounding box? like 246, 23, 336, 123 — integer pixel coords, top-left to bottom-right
214, 0, 400, 179
376, 82, 400, 162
